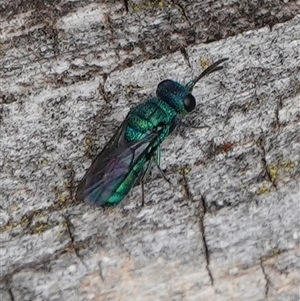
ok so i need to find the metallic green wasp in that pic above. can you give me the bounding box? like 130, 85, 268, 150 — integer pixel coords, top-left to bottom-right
76, 58, 228, 206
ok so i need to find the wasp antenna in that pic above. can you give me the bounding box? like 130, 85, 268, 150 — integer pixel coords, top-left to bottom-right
186, 58, 229, 91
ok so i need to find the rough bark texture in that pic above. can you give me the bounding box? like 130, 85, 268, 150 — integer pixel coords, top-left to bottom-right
1, 1, 300, 300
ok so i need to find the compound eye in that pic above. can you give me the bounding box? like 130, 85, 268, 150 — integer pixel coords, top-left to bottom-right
184, 94, 196, 112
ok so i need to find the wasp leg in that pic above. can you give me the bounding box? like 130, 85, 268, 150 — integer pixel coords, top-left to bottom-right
154, 146, 171, 185
178, 119, 211, 130
140, 157, 153, 206
140, 146, 172, 206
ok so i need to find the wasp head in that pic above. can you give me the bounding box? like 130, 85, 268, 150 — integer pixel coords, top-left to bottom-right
156, 80, 196, 115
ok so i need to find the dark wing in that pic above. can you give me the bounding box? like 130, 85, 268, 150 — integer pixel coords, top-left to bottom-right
75, 119, 159, 206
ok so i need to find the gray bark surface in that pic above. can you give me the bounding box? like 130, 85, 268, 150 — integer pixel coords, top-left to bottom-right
0, 1, 300, 300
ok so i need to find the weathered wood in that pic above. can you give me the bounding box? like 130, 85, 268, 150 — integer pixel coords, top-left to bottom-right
0, 1, 299, 300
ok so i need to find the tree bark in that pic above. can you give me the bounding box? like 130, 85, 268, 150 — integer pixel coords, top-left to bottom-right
1, 1, 299, 300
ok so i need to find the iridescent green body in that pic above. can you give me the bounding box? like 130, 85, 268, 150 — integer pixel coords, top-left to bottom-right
76, 58, 228, 206
109, 93, 184, 204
